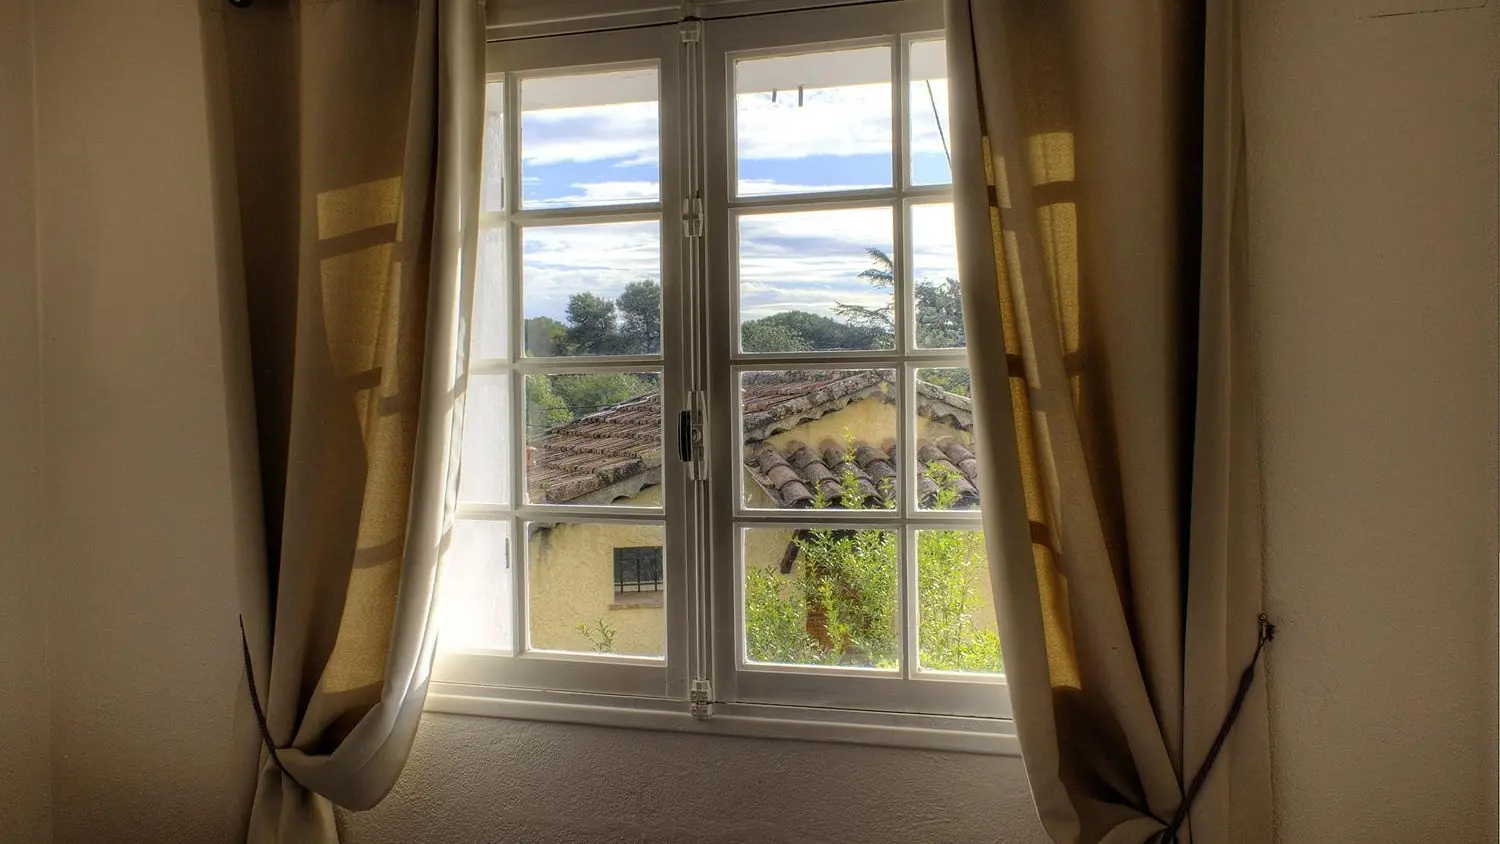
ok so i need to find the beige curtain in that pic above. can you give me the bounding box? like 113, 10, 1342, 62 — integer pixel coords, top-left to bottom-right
201, 1, 484, 841
945, 1, 1270, 842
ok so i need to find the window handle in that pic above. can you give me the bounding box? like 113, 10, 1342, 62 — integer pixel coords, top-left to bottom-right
678, 409, 693, 462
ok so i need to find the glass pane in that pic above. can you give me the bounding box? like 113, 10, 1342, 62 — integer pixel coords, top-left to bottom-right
524, 372, 662, 506
522, 221, 661, 357
738, 207, 895, 353
742, 369, 898, 510
480, 80, 505, 213
915, 367, 978, 511
471, 227, 507, 360
458, 374, 511, 506
743, 526, 898, 669
908, 40, 951, 186
916, 529, 1002, 674
910, 203, 965, 349
735, 46, 892, 197
439, 519, 513, 651
527, 521, 664, 657
521, 68, 660, 209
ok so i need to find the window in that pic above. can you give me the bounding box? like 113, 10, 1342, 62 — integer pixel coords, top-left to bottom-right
433, 0, 1014, 753
614, 546, 665, 593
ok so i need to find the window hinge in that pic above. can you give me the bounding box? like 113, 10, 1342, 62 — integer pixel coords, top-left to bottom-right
690, 678, 713, 720
681, 196, 704, 239
679, 19, 703, 43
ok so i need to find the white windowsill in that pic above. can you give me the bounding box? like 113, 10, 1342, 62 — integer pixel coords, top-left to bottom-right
424, 682, 1022, 756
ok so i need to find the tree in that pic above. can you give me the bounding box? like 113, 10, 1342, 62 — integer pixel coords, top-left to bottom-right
740, 310, 886, 353
615, 279, 661, 355
830, 248, 968, 350
525, 374, 572, 432
745, 437, 1001, 673
564, 292, 619, 355
524, 315, 568, 357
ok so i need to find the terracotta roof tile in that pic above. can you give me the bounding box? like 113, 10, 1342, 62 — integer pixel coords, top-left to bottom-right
525, 370, 979, 507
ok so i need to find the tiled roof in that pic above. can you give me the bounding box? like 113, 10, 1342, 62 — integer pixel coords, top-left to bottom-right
525, 369, 978, 508
744, 436, 980, 510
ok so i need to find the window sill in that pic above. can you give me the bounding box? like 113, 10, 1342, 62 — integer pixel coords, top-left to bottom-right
424, 682, 1022, 756
608, 592, 664, 610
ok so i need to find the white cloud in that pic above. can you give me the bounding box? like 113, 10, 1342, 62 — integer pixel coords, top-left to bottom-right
528, 181, 661, 209
521, 221, 661, 320
511, 78, 949, 173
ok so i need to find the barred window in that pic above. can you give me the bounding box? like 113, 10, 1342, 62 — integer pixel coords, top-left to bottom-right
613, 546, 664, 594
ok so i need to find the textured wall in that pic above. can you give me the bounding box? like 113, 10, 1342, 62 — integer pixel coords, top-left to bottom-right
339, 714, 1046, 844
1244, 1, 1499, 842
19, 1, 1498, 844
529, 485, 668, 655
0, 0, 51, 841
31, 1, 244, 842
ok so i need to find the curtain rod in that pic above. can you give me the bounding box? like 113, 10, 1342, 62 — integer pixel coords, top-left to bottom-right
224, 0, 914, 34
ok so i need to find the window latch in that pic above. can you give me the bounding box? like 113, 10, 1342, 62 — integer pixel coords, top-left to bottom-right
677, 391, 708, 480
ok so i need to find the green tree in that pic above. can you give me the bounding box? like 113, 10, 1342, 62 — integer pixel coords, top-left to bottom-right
523, 315, 568, 357
740, 310, 886, 353
548, 372, 658, 416
615, 279, 661, 354
564, 292, 619, 355
744, 436, 1001, 673
832, 248, 967, 350
525, 374, 573, 431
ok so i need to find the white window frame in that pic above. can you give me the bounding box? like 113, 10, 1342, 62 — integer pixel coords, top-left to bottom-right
428, 0, 1018, 755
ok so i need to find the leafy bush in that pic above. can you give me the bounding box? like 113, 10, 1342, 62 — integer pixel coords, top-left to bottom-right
745, 438, 1002, 674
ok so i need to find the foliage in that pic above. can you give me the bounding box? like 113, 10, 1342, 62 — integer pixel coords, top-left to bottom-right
918, 367, 972, 397
814, 248, 967, 352
615, 279, 662, 354
526, 372, 659, 432
740, 310, 884, 353
523, 315, 568, 358
744, 436, 1002, 674
523, 279, 662, 358
576, 618, 618, 654
563, 292, 620, 355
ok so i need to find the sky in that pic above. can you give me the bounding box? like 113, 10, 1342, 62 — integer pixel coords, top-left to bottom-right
474, 43, 960, 340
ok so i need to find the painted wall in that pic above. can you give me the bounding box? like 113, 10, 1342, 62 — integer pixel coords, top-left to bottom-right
30, 0, 244, 841
529, 485, 667, 655
1243, 2, 1498, 842
0, 0, 52, 841
18, 1, 1496, 843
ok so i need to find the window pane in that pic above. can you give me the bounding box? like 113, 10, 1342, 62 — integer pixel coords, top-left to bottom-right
525, 372, 662, 506
528, 521, 664, 657
735, 46, 892, 197
743, 526, 898, 669
742, 369, 898, 510
908, 40, 951, 186
738, 207, 895, 353
458, 374, 511, 506
916, 529, 1001, 674
910, 203, 965, 349
480, 80, 505, 213
439, 519, 513, 652
915, 367, 978, 511
521, 68, 660, 209
471, 227, 507, 360
522, 221, 661, 357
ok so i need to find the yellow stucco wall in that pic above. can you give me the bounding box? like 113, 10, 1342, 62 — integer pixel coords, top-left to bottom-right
525, 398, 996, 659
527, 485, 665, 656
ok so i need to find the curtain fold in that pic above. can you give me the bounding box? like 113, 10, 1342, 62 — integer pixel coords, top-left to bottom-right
944, 1, 1269, 842
202, 1, 485, 841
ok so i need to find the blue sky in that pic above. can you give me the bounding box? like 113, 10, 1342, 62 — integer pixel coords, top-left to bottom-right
479, 56, 958, 331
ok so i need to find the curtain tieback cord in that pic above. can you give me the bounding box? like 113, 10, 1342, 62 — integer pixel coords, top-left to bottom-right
1159, 614, 1277, 843
239, 616, 302, 786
